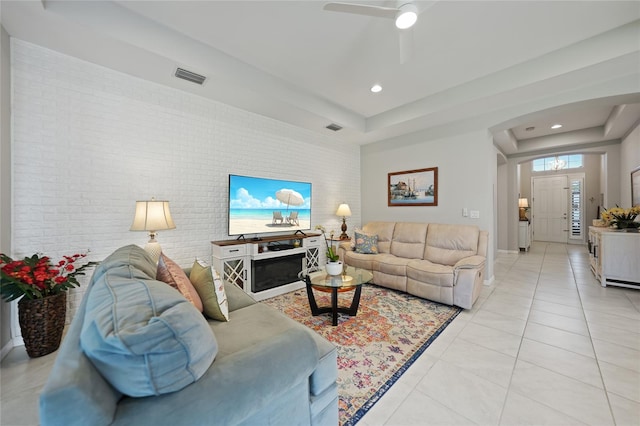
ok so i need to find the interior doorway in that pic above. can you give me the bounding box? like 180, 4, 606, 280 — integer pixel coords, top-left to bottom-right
532, 176, 568, 243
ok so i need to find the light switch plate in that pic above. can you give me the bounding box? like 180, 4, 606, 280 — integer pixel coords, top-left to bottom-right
470, 210, 480, 219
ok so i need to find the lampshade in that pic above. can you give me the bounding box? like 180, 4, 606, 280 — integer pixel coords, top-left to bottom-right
130, 199, 175, 263
130, 200, 176, 232
518, 198, 529, 208
336, 204, 352, 217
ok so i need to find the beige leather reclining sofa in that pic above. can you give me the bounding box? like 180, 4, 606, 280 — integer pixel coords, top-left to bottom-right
338, 222, 488, 309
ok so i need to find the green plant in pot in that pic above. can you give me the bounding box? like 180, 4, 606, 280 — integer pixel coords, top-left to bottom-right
315, 225, 343, 275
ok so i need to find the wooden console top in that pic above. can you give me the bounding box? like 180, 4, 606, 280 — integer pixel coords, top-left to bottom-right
212, 233, 322, 247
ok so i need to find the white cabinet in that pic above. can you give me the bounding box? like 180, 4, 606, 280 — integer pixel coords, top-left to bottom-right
518, 221, 531, 252
212, 233, 323, 300
588, 226, 640, 289
211, 244, 250, 292
303, 235, 322, 271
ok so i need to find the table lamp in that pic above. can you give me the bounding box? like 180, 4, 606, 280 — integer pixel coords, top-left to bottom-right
336, 203, 352, 240
130, 198, 176, 262
518, 198, 529, 221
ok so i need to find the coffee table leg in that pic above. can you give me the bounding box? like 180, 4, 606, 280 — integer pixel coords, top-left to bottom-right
348, 284, 362, 316
305, 276, 320, 316
331, 288, 338, 326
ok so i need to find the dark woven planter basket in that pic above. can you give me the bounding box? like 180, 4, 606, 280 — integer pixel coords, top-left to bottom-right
18, 292, 67, 358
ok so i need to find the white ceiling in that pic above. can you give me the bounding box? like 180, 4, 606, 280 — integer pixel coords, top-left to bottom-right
2, 0, 640, 154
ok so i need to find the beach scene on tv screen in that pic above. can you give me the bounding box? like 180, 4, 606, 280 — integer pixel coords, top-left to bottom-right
229, 175, 311, 236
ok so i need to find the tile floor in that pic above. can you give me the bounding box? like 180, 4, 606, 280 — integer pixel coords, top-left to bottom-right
359, 242, 640, 426
1, 242, 639, 425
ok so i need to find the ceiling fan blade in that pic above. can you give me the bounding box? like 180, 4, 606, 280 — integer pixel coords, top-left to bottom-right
323, 2, 397, 19
398, 28, 414, 64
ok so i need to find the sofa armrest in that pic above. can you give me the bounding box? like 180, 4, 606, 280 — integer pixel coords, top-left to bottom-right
337, 241, 352, 262
224, 280, 256, 311
453, 255, 486, 270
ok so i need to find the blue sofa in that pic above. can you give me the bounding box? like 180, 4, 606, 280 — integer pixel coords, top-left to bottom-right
39, 245, 338, 425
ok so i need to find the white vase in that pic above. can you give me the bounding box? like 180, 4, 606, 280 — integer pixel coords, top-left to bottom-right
325, 261, 343, 276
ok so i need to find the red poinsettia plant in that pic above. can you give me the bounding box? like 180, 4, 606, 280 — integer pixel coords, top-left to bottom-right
0, 253, 98, 302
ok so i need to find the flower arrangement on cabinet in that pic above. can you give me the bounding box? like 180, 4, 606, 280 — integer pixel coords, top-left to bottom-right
0, 252, 98, 302
314, 225, 340, 262
601, 205, 640, 230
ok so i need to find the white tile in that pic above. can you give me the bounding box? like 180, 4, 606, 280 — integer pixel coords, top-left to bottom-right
524, 322, 595, 358
599, 361, 640, 403
385, 390, 476, 425
531, 298, 585, 320
518, 338, 603, 388
528, 309, 590, 336
470, 309, 527, 336
534, 289, 583, 308
417, 359, 507, 425
588, 323, 640, 351
592, 338, 640, 372
584, 309, 640, 334
359, 379, 413, 425
500, 391, 587, 425
510, 360, 614, 425
457, 322, 523, 357
481, 296, 532, 320
441, 338, 516, 388
608, 393, 640, 426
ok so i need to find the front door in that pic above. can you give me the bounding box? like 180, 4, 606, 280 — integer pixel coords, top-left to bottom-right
532, 176, 568, 243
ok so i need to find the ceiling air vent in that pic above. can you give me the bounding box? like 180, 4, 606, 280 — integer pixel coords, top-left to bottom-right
326, 123, 343, 131
174, 67, 207, 85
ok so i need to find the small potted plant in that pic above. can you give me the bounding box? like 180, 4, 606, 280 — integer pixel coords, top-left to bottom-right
315, 225, 343, 275
0, 252, 98, 357
601, 205, 640, 231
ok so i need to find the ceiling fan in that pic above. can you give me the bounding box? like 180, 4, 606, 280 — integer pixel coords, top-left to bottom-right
323, 1, 434, 63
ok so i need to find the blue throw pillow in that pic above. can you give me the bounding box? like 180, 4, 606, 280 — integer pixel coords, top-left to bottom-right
354, 231, 379, 254
80, 245, 217, 397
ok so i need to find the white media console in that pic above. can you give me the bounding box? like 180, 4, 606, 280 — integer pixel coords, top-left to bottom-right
211, 233, 323, 300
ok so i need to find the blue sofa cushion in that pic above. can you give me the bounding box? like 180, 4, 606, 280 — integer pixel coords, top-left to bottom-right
80, 245, 218, 397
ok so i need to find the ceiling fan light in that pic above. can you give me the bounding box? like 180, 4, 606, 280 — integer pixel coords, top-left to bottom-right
395, 3, 418, 29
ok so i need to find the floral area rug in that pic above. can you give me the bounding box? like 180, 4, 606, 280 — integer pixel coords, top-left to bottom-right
262, 284, 461, 425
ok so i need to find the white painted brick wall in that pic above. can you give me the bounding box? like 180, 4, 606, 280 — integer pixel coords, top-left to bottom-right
10, 39, 361, 326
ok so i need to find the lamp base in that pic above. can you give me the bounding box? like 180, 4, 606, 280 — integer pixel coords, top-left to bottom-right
339, 217, 349, 240
519, 208, 529, 222
144, 235, 163, 263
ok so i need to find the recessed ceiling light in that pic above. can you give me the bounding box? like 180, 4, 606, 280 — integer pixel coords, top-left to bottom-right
551, 124, 563, 129
370, 84, 382, 93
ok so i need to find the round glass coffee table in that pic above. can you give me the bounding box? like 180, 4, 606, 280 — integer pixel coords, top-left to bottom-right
300, 266, 373, 326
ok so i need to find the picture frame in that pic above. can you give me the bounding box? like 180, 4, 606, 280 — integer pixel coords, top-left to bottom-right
388, 167, 438, 206
632, 166, 640, 206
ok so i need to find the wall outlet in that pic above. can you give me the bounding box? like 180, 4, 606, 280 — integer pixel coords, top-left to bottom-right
470, 210, 480, 219
462, 208, 468, 217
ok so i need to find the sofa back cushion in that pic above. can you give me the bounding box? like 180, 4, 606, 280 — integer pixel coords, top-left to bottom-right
362, 222, 396, 254
80, 245, 218, 397
423, 224, 480, 266
390, 222, 428, 259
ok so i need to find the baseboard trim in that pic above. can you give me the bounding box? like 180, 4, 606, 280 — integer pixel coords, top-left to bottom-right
497, 249, 519, 254
0, 338, 18, 360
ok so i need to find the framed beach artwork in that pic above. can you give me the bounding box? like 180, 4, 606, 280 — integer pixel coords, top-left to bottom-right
388, 167, 438, 206
632, 166, 640, 206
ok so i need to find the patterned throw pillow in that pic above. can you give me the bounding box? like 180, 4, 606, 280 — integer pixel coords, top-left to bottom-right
354, 231, 379, 254
189, 259, 230, 322
157, 253, 204, 312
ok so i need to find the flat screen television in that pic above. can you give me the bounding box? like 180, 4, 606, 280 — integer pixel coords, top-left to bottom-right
228, 174, 312, 237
